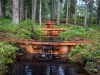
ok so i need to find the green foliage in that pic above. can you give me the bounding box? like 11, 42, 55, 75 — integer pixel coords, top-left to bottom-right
59, 25, 95, 41
70, 18, 98, 24
65, 24, 100, 74
0, 42, 18, 74
70, 18, 84, 23
55, 23, 71, 28
68, 45, 91, 62
0, 18, 42, 40
86, 62, 99, 73
90, 67, 98, 73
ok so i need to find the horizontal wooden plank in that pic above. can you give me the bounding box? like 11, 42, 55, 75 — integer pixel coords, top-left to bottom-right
0, 38, 92, 46
33, 28, 67, 31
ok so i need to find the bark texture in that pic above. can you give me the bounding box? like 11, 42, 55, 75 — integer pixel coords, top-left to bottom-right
0, 0, 2, 18
90, 0, 93, 24
32, 0, 37, 22
74, 5, 77, 25
66, 0, 70, 24
20, 0, 24, 20
57, 0, 60, 25
84, 1, 88, 28
13, 0, 19, 24
39, 0, 41, 26
51, 0, 55, 20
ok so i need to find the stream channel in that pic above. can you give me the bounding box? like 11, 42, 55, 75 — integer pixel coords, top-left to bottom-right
6, 51, 90, 75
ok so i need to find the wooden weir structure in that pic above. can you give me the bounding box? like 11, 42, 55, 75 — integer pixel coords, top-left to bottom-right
0, 20, 92, 55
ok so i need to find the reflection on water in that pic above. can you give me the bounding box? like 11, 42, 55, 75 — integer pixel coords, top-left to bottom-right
13, 62, 88, 75
11, 53, 89, 75
58, 66, 65, 75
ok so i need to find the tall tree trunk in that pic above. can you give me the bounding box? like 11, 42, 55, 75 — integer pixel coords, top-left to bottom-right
2, 0, 7, 17
0, 0, 2, 18
25, 5, 28, 19
74, 5, 77, 25
98, 1, 100, 25
13, 0, 19, 24
39, 0, 42, 26
20, 0, 24, 20
28, 2, 31, 19
66, 0, 69, 24
32, 0, 37, 22
68, 0, 71, 20
57, 0, 60, 25
51, 0, 55, 20
99, 18, 100, 26
84, 1, 88, 28
90, 0, 93, 24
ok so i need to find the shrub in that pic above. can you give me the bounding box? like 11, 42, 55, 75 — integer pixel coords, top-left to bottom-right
59, 25, 95, 41
0, 19, 42, 40
0, 42, 18, 75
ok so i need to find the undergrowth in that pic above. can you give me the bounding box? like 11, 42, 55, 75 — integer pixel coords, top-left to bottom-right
59, 24, 100, 74
0, 18, 42, 40
59, 25, 95, 41
0, 42, 17, 75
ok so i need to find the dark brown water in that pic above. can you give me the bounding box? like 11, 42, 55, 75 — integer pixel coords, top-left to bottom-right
13, 63, 76, 75
9, 53, 90, 75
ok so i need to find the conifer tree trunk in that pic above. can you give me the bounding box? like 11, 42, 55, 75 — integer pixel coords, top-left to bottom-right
98, 1, 100, 26
68, 0, 71, 20
66, 0, 69, 24
2, 0, 6, 17
0, 0, 2, 18
57, 0, 60, 25
84, 0, 88, 28
99, 18, 100, 26
13, 0, 19, 24
20, 0, 24, 20
51, 0, 55, 20
74, 5, 77, 25
32, 0, 37, 22
25, 6, 28, 19
90, 0, 93, 24
39, 0, 41, 26
27, 2, 31, 19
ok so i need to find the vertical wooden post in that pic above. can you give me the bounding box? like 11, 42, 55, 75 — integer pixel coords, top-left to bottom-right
59, 45, 75, 54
